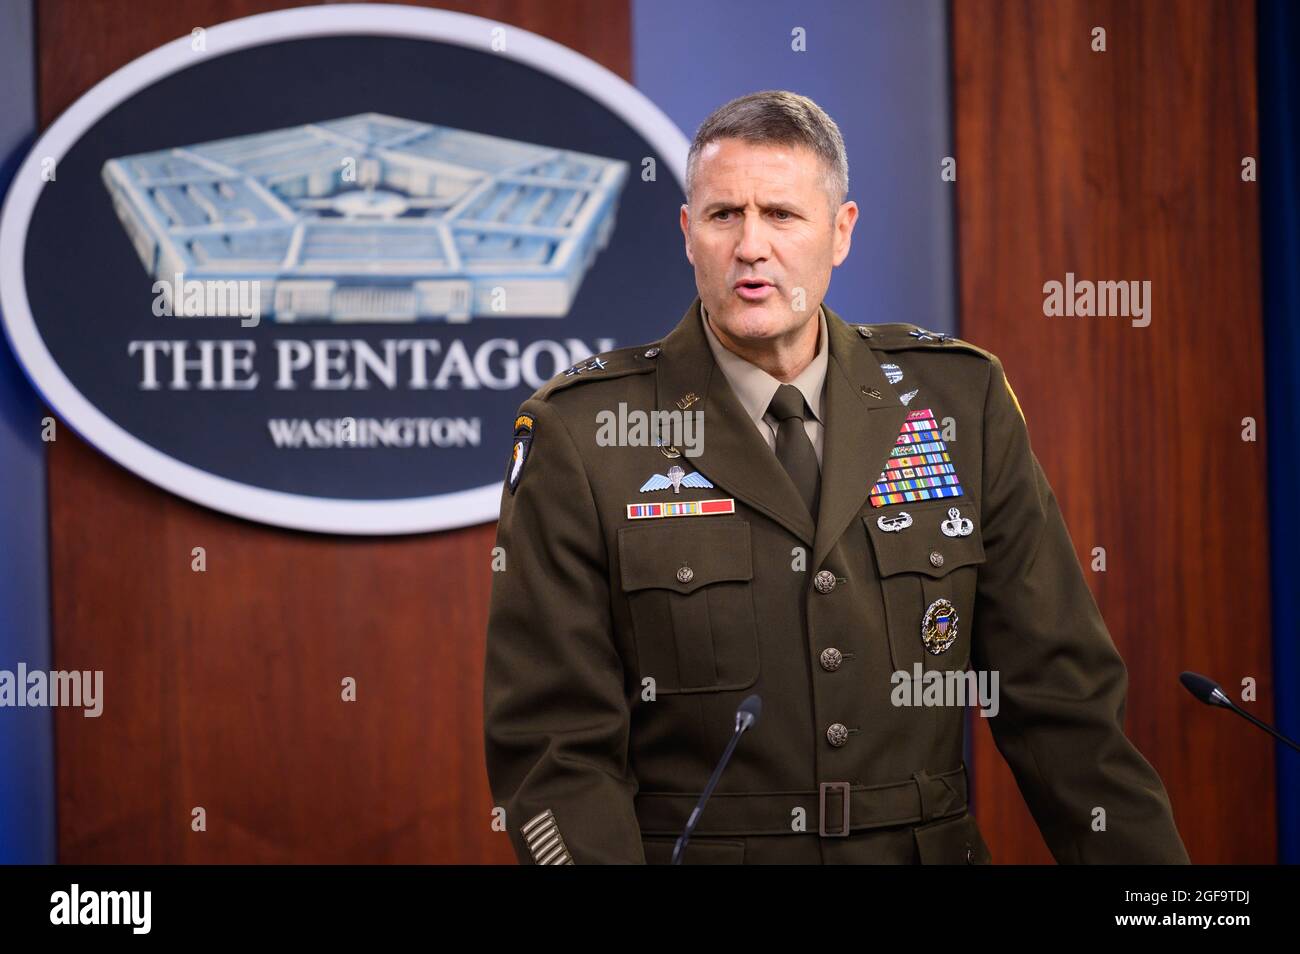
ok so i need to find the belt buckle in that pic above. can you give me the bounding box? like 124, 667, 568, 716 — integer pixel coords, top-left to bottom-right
818, 781, 851, 837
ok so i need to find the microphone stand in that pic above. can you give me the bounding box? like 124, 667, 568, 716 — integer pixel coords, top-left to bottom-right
672, 696, 760, 865
1180, 671, 1300, 753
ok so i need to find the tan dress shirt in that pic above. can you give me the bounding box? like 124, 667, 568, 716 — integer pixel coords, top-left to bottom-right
700, 300, 828, 469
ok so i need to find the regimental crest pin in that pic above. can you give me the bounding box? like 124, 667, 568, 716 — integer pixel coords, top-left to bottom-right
921, 598, 958, 655
654, 437, 682, 459
639, 464, 714, 494
880, 363, 903, 385
506, 413, 534, 495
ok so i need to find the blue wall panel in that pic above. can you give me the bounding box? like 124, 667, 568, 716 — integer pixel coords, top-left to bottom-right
0, 0, 55, 865
631, 0, 955, 334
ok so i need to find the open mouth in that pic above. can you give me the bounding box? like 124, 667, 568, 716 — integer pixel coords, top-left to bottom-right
735, 281, 775, 301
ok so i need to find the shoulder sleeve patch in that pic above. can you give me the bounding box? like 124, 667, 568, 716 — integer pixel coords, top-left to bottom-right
506, 412, 534, 494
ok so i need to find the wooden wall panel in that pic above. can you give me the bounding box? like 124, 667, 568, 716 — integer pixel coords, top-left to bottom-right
40, 0, 630, 863
952, 0, 1274, 862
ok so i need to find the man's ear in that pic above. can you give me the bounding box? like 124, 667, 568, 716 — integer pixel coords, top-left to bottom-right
680, 203, 694, 265
831, 200, 858, 267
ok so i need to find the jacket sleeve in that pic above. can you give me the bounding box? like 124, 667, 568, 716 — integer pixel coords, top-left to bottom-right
970, 357, 1190, 863
483, 395, 646, 864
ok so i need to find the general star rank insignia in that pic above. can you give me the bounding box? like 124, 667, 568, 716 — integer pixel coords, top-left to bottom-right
563, 356, 607, 376
869, 407, 965, 507
506, 413, 534, 495
921, 598, 958, 655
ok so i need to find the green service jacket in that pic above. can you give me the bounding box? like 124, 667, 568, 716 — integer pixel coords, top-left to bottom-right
483, 296, 1189, 865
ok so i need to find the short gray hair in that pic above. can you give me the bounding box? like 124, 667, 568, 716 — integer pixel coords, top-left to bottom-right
684, 90, 848, 210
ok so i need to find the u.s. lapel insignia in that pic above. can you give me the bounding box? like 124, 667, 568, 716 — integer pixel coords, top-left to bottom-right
921, 598, 958, 655
506, 413, 533, 495
521, 808, 575, 865
639, 464, 714, 494
675, 391, 700, 410
869, 408, 965, 507
940, 507, 974, 537
626, 498, 735, 519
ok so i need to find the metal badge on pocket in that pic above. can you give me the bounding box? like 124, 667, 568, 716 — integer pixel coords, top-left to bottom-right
877, 512, 913, 533
921, 598, 958, 655
940, 507, 973, 537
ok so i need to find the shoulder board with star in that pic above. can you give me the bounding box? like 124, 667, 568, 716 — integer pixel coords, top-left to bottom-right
854, 323, 997, 362
532, 341, 662, 401
858, 323, 1028, 421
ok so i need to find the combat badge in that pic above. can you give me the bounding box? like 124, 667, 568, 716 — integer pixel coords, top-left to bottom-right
506, 413, 533, 495
921, 598, 958, 655
877, 511, 913, 533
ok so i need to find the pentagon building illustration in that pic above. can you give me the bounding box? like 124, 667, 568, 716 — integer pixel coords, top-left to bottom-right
101, 113, 630, 322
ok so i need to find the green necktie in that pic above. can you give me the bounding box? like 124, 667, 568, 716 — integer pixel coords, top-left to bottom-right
767, 383, 821, 520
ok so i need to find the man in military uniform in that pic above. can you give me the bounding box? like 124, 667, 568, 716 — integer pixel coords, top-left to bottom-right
482, 91, 1189, 864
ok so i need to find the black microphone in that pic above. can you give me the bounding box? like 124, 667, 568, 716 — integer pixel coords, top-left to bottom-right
672, 694, 761, 865
1180, 671, 1300, 753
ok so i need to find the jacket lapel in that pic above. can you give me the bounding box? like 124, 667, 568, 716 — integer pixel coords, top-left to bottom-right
651, 297, 911, 566
812, 306, 910, 573
653, 297, 816, 547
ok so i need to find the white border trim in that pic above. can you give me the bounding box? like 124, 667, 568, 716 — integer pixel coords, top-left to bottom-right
0, 3, 688, 535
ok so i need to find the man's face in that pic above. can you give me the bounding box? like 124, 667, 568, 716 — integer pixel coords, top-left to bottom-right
680, 138, 858, 348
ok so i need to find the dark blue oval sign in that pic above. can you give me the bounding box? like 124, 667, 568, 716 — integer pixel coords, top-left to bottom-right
0, 5, 691, 533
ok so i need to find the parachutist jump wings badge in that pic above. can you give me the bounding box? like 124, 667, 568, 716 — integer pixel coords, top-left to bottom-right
639, 464, 713, 494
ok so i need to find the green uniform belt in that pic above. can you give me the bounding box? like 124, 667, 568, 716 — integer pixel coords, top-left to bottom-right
634, 764, 969, 837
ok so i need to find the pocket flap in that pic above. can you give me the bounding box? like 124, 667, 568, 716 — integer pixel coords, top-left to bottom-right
864, 504, 986, 577
618, 520, 752, 594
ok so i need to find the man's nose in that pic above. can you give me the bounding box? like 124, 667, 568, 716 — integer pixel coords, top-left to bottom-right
735, 211, 771, 262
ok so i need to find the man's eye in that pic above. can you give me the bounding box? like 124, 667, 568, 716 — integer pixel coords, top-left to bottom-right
714, 210, 732, 220
772, 210, 792, 221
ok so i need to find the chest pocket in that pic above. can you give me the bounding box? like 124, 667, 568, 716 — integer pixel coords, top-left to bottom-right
864, 502, 986, 673
618, 520, 759, 694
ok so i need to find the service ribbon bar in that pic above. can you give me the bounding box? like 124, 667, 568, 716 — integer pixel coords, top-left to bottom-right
870, 408, 965, 507
626, 498, 736, 520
